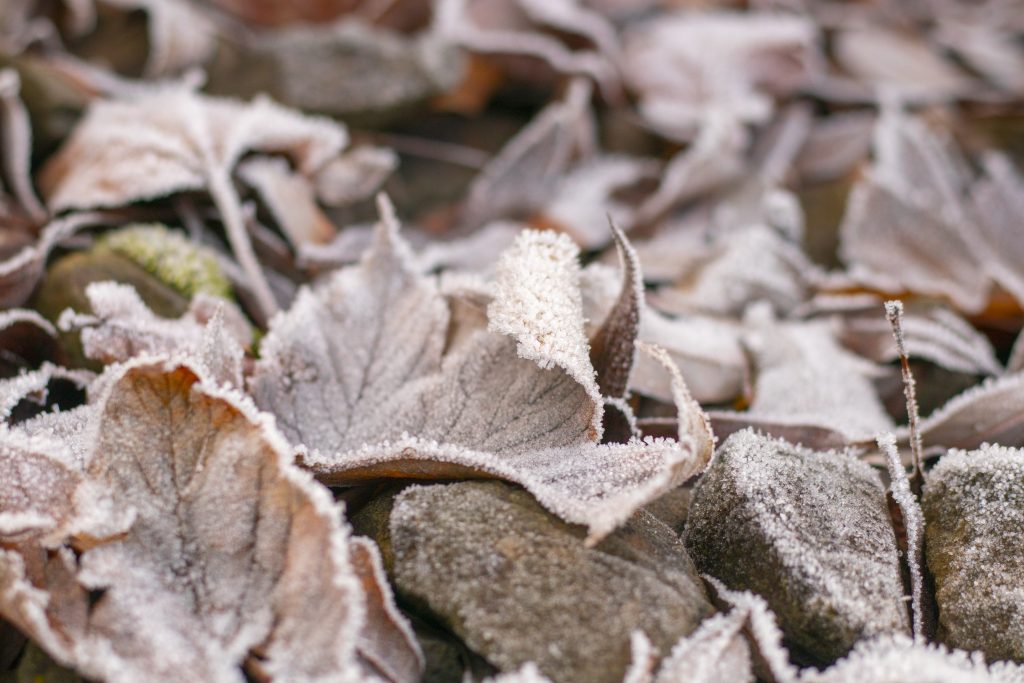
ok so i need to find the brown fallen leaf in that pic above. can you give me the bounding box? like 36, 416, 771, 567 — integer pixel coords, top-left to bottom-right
39, 88, 350, 321
251, 197, 712, 542
0, 357, 422, 682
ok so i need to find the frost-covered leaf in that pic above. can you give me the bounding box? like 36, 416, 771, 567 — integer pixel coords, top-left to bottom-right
314, 146, 398, 208
458, 79, 593, 231
621, 12, 819, 141
57, 281, 250, 388
253, 205, 708, 541
349, 537, 424, 683
833, 27, 972, 103
970, 153, 1024, 308
237, 157, 338, 250
541, 156, 658, 249
922, 444, 1024, 662
649, 226, 813, 318
709, 319, 894, 449
0, 212, 107, 309
580, 261, 747, 405
588, 221, 640, 403
434, 0, 616, 95
838, 108, 990, 313
653, 600, 754, 683
651, 579, 796, 683
914, 373, 1024, 451
39, 88, 349, 320
0, 429, 79, 542
825, 297, 1002, 377
0, 357, 416, 683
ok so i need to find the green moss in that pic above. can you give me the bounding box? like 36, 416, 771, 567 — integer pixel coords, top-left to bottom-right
99, 224, 231, 300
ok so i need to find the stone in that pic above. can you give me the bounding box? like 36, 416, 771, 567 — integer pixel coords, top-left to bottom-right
386, 481, 715, 683
923, 444, 1024, 663
684, 429, 910, 665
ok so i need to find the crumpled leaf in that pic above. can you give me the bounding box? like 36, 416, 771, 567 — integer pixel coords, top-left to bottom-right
39, 88, 349, 320
645, 579, 796, 683
0, 428, 79, 542
252, 200, 711, 542
0, 357, 421, 683
0, 68, 46, 223
710, 318, 894, 449
540, 156, 658, 248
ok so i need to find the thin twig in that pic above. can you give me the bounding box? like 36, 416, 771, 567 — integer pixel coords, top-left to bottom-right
884, 300, 925, 493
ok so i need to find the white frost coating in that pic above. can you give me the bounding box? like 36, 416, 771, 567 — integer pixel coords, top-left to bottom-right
621, 12, 819, 141
489, 229, 601, 425
914, 372, 1024, 450
0, 427, 80, 542
483, 663, 554, 683
709, 578, 797, 683
878, 433, 924, 638
654, 607, 753, 683
636, 341, 714, 467
0, 307, 56, 336
622, 631, 656, 683
648, 226, 812, 318
307, 434, 696, 545
0, 363, 93, 422
799, 634, 1024, 683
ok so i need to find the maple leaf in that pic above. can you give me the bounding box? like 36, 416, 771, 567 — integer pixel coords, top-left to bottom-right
39, 88, 349, 321
0, 357, 421, 683
251, 197, 712, 543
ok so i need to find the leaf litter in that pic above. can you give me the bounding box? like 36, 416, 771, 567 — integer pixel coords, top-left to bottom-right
1, 1, 1024, 681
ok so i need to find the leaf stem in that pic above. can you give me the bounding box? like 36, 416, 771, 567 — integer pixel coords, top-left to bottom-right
208, 167, 279, 322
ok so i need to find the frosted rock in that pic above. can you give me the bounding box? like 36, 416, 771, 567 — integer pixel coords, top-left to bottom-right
923, 445, 1024, 662
387, 481, 715, 683
685, 430, 910, 664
